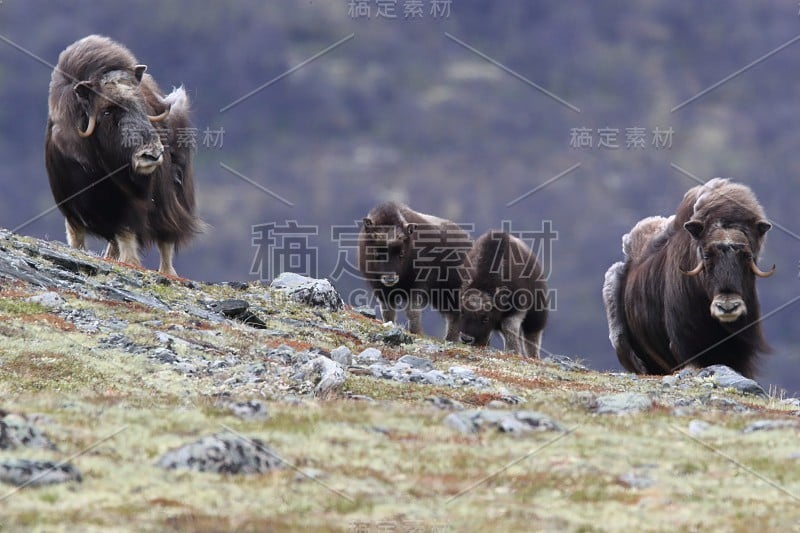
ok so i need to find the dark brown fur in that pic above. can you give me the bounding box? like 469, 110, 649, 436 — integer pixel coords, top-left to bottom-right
459, 231, 548, 357
45, 35, 202, 275
603, 178, 773, 377
357, 201, 471, 341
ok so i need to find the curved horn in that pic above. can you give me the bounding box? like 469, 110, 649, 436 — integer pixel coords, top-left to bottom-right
147, 105, 171, 123
77, 113, 97, 138
681, 261, 704, 277
750, 261, 776, 278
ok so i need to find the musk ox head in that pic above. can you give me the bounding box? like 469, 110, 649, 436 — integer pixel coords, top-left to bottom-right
361, 217, 416, 286
682, 220, 774, 323
73, 66, 170, 175
458, 288, 499, 345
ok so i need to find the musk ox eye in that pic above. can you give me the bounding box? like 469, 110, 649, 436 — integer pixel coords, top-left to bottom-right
481, 316, 489, 324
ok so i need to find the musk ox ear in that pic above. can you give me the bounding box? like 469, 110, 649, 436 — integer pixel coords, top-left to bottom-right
404, 223, 417, 236
684, 220, 704, 239
756, 221, 772, 236
134, 65, 147, 83
362, 217, 373, 229
73, 81, 95, 105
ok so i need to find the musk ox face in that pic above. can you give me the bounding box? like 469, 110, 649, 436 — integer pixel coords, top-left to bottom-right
682, 221, 774, 323
361, 217, 416, 286
73, 67, 169, 176
458, 288, 500, 345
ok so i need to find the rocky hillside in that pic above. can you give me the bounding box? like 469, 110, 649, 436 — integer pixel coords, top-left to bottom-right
0, 228, 798, 531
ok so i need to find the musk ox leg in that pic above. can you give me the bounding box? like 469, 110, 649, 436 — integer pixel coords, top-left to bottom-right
158, 242, 178, 277
443, 312, 460, 342
523, 329, 543, 358
104, 239, 120, 260
65, 219, 86, 250
406, 307, 423, 335
116, 232, 142, 267
379, 302, 397, 324
500, 312, 525, 355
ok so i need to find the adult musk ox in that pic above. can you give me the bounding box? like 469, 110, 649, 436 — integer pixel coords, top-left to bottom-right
358, 202, 471, 341
459, 231, 548, 357
603, 178, 775, 377
45, 35, 202, 276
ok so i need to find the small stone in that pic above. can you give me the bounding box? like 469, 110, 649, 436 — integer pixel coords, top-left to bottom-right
355, 348, 384, 365
152, 348, 178, 364
425, 397, 464, 410
594, 393, 652, 415
618, 472, 654, 489
0, 414, 57, 450
0, 459, 81, 486
397, 355, 433, 371
26, 291, 65, 308
661, 375, 678, 387
422, 370, 449, 385
353, 306, 377, 319
330, 346, 353, 367
156, 433, 283, 474
207, 299, 249, 318
697, 365, 767, 397
379, 327, 414, 346
299, 356, 346, 398
743, 420, 800, 433
448, 366, 476, 379
270, 273, 344, 311
267, 345, 296, 364
226, 401, 269, 421
688, 420, 711, 436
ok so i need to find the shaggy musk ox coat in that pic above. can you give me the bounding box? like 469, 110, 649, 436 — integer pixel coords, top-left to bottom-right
459, 231, 548, 357
357, 202, 471, 341
603, 178, 775, 377
45, 35, 202, 276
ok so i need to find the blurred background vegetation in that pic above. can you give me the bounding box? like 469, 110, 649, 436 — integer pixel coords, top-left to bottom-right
1, 1, 798, 392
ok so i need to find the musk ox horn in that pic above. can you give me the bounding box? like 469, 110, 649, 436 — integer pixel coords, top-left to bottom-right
681, 260, 704, 277
147, 105, 171, 123
751, 261, 776, 278
77, 113, 97, 138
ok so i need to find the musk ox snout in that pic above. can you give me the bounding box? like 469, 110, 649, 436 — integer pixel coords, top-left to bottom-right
459, 333, 476, 345
710, 294, 747, 322
380, 273, 400, 287
132, 142, 164, 175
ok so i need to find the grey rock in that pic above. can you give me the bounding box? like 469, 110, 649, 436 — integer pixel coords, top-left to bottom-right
594, 393, 652, 415
425, 396, 464, 410
39, 248, 105, 276
300, 356, 346, 397
270, 273, 344, 311
618, 472, 655, 489
26, 291, 66, 308
353, 306, 377, 319
743, 419, 800, 433
0, 459, 81, 486
152, 348, 178, 364
207, 299, 249, 318
697, 365, 767, 397
173, 362, 197, 374
422, 370, 449, 385
543, 354, 588, 372
0, 414, 57, 450
267, 345, 296, 364
375, 327, 414, 346
226, 401, 269, 421
156, 433, 283, 474
448, 366, 476, 379
398, 355, 433, 371
445, 409, 562, 435
688, 420, 712, 436
330, 346, 353, 367
356, 348, 385, 365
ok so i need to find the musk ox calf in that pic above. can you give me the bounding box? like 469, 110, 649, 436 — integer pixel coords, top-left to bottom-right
603, 178, 775, 377
358, 202, 471, 341
45, 35, 202, 276
459, 231, 548, 357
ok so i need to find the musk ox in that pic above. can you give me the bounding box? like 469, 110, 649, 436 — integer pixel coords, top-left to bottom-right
458, 231, 548, 357
45, 35, 202, 276
603, 178, 775, 377
357, 202, 471, 341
